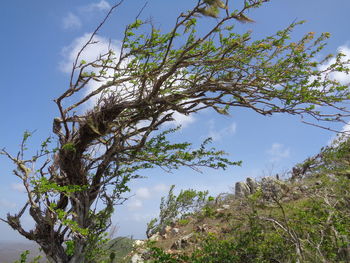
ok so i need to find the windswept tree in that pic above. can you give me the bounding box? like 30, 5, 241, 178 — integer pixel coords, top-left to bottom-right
1, 0, 350, 262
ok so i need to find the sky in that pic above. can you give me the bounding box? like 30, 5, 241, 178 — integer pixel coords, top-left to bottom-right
0, 0, 350, 241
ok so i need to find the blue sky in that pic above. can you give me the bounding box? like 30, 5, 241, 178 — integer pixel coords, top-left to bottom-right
1, 0, 350, 241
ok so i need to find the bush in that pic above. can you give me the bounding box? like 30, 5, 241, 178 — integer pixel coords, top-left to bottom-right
147, 185, 209, 237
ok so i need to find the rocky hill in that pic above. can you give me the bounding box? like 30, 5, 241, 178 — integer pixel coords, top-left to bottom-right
125, 136, 350, 263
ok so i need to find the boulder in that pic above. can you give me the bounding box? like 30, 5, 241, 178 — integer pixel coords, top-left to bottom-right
171, 228, 180, 235
235, 181, 250, 197
133, 240, 145, 247
261, 177, 283, 200
149, 232, 160, 241
160, 225, 172, 236
196, 224, 208, 233
246, 177, 259, 194
221, 204, 230, 210
130, 253, 144, 263
171, 233, 194, 250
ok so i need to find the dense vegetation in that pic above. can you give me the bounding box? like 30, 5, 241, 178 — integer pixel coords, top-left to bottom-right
134, 135, 350, 263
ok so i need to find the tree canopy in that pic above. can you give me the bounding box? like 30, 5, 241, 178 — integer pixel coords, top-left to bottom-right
1, 0, 350, 262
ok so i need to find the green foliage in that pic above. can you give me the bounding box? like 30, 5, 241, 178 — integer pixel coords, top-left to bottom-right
148, 176, 350, 262
146, 138, 350, 262
177, 218, 190, 226
201, 205, 216, 218
131, 128, 241, 173
147, 185, 209, 237
31, 177, 86, 195
13, 250, 42, 263
61, 142, 76, 152
65, 240, 75, 257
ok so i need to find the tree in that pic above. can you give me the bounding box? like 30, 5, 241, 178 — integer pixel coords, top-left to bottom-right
1, 0, 350, 262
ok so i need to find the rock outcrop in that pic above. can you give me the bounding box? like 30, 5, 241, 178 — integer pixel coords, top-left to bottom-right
235, 176, 285, 199
235, 177, 260, 197
235, 181, 251, 197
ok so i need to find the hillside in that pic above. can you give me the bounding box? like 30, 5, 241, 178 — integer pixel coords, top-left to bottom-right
0, 237, 134, 263
127, 136, 350, 263
2, 137, 350, 263
0, 242, 43, 263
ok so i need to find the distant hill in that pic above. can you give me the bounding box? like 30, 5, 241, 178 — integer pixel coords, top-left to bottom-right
0, 241, 44, 263
0, 236, 134, 263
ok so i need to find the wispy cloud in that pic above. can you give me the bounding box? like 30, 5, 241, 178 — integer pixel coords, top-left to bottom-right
0, 199, 16, 208
81, 0, 111, 12
129, 212, 155, 222
267, 143, 290, 162
318, 44, 350, 145
170, 112, 196, 128
60, 33, 118, 73
135, 184, 170, 200
153, 183, 168, 194
62, 12, 82, 30
328, 120, 350, 146
318, 44, 350, 85
127, 184, 170, 211
60, 33, 122, 109
136, 187, 151, 200
127, 199, 143, 211
11, 183, 26, 193
207, 120, 237, 141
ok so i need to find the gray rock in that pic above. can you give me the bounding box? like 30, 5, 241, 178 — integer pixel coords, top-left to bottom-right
261, 177, 283, 199
299, 185, 309, 192
169, 218, 177, 227
149, 232, 160, 241
131, 253, 144, 263
171, 228, 180, 235
246, 177, 259, 194
160, 225, 172, 236
235, 181, 250, 197
171, 233, 194, 250
216, 208, 225, 214
196, 224, 208, 233
315, 180, 322, 186
133, 240, 145, 247
222, 204, 230, 209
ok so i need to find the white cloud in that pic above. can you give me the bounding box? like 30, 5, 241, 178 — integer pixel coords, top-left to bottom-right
162, 110, 196, 129
60, 33, 119, 73
207, 120, 237, 141
318, 45, 350, 85
82, 0, 111, 12
62, 12, 82, 30
11, 183, 26, 193
171, 112, 196, 128
127, 199, 143, 211
61, 1, 111, 31
136, 187, 151, 200
317, 44, 350, 146
153, 183, 169, 193
328, 121, 350, 146
134, 184, 169, 201
267, 143, 290, 162
130, 212, 155, 222
0, 199, 16, 208
94, 0, 111, 11
60, 33, 123, 108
